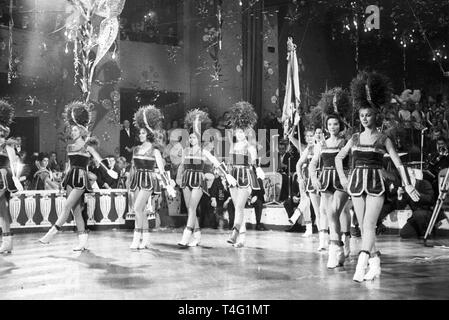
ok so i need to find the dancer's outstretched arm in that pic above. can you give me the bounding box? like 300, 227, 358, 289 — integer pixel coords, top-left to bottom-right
335, 139, 353, 190
308, 144, 322, 191
384, 137, 420, 201
154, 148, 176, 197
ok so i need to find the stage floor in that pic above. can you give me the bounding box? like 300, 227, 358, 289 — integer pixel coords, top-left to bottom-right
1, 229, 449, 300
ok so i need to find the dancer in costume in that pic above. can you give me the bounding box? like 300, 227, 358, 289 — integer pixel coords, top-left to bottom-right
176, 109, 237, 247
309, 88, 352, 267
39, 101, 115, 250
288, 127, 315, 237
226, 102, 264, 248
0, 100, 22, 254
128, 105, 176, 250
335, 71, 420, 282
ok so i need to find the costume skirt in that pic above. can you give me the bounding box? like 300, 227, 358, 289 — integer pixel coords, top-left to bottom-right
181, 169, 209, 196
230, 165, 261, 190
0, 167, 18, 200
129, 169, 161, 194
348, 166, 385, 197
62, 166, 93, 192
319, 167, 345, 193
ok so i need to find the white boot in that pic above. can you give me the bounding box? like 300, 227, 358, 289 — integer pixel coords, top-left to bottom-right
178, 228, 193, 247
353, 251, 370, 282
227, 226, 239, 245
130, 229, 142, 250
0, 234, 12, 254
289, 208, 302, 225
188, 229, 201, 247
364, 253, 381, 281
302, 223, 313, 237
336, 244, 345, 266
73, 231, 89, 251
139, 230, 151, 249
234, 224, 246, 248
39, 226, 59, 244
342, 233, 351, 258
327, 243, 338, 269
317, 231, 328, 251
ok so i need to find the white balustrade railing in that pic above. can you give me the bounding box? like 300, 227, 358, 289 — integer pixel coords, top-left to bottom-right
9, 189, 131, 230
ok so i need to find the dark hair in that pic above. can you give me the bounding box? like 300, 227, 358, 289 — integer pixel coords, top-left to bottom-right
137, 127, 156, 143
37, 152, 49, 162
325, 113, 344, 132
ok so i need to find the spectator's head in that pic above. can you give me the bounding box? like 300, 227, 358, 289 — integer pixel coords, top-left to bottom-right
116, 156, 127, 170
278, 141, 287, 155
50, 152, 57, 161
305, 128, 315, 146
106, 155, 116, 169
436, 136, 448, 153
123, 120, 130, 129
171, 119, 179, 129
433, 127, 443, 140
37, 152, 49, 168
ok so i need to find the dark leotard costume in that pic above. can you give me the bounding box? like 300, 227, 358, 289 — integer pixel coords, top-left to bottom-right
129, 145, 162, 194
347, 133, 388, 197
180, 147, 209, 195
229, 142, 261, 190
318, 139, 348, 193
62, 144, 93, 192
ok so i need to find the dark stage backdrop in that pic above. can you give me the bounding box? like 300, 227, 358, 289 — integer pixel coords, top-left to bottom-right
10, 116, 40, 158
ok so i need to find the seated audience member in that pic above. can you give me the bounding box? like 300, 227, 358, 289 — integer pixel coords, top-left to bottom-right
97, 156, 119, 189
115, 156, 129, 189
397, 169, 442, 239
30, 152, 59, 190
48, 151, 61, 172
428, 136, 449, 193
249, 177, 266, 231
209, 171, 233, 230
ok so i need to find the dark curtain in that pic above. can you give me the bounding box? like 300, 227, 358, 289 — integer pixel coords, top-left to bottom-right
242, 0, 264, 124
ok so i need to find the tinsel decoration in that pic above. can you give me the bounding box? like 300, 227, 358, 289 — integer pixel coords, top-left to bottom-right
227, 101, 258, 130
350, 71, 393, 112
73, 38, 79, 85
133, 105, 164, 132
7, 0, 14, 84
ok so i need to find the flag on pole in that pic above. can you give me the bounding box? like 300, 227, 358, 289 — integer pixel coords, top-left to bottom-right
282, 37, 301, 139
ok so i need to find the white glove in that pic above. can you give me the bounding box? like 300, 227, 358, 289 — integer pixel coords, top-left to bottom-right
226, 174, 237, 187
255, 167, 265, 180
166, 185, 176, 198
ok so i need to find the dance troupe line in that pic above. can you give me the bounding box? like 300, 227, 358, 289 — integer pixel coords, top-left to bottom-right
0, 71, 421, 283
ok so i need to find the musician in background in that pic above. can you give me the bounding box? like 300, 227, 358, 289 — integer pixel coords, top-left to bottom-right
396, 169, 440, 239
428, 136, 449, 194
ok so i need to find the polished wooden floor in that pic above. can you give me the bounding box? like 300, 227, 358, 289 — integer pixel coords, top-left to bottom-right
1, 229, 449, 300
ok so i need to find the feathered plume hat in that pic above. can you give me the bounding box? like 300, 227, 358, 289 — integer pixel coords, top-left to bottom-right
133, 104, 164, 134
350, 71, 392, 112
227, 101, 258, 130
313, 87, 352, 129
0, 99, 14, 137
62, 101, 93, 132
184, 108, 211, 136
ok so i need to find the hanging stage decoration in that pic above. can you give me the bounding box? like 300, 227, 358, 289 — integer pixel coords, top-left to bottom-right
281, 37, 301, 141
7, 0, 15, 84
64, 0, 125, 102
